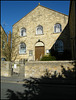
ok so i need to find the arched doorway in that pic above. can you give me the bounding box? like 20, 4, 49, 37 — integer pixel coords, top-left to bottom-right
35, 41, 45, 61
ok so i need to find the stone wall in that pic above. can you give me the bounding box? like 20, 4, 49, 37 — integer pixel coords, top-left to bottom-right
25, 61, 75, 78
1, 61, 75, 78
1, 61, 24, 77
1, 61, 12, 77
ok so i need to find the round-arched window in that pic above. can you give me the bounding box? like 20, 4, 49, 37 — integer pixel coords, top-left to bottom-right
19, 42, 26, 54
20, 28, 26, 36
54, 40, 64, 52
54, 23, 62, 33
36, 25, 43, 34
2, 41, 5, 49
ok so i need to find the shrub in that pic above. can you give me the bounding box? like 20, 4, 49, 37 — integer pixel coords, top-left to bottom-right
40, 54, 56, 61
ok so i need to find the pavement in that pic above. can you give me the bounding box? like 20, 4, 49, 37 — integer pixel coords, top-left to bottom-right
1, 76, 25, 83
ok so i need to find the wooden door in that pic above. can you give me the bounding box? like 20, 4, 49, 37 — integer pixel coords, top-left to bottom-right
35, 46, 44, 61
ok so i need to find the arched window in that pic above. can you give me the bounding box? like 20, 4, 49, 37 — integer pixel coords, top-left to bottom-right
54, 23, 62, 33
36, 25, 43, 34
54, 40, 64, 52
2, 41, 5, 49
20, 28, 26, 36
19, 42, 26, 54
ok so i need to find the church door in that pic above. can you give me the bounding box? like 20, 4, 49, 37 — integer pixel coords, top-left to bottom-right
35, 46, 44, 61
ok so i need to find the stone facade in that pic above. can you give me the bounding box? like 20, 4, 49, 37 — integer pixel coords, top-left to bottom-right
12, 4, 71, 61
0, 25, 7, 60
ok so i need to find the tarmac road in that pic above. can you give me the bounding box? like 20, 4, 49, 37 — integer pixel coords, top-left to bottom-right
1, 82, 25, 99
1, 80, 76, 100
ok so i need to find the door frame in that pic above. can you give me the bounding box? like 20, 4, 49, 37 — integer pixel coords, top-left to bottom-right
35, 41, 45, 61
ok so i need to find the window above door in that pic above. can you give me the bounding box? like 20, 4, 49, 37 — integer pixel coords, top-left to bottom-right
36, 25, 43, 35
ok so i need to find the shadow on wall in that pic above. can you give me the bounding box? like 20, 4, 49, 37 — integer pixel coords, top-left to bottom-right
6, 63, 76, 100
50, 22, 72, 60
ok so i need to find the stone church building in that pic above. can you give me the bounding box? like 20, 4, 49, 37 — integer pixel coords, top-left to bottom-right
12, 4, 71, 61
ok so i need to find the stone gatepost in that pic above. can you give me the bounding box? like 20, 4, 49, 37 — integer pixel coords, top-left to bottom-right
19, 64, 25, 78
8, 62, 12, 76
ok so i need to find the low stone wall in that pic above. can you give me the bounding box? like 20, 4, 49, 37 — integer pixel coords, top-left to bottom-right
1, 61, 75, 78
25, 61, 75, 78
1, 61, 12, 77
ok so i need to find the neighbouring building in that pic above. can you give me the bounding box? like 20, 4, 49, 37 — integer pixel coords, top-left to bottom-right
69, 0, 76, 60
0, 25, 11, 61
12, 4, 71, 61
0, 25, 7, 61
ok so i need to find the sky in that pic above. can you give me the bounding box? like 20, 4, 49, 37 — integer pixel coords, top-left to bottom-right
1, 1, 70, 35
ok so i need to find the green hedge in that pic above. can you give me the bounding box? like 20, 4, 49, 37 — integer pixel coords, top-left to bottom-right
40, 54, 56, 61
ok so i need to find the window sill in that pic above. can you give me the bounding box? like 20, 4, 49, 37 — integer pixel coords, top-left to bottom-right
29, 55, 33, 56
20, 35, 27, 37
35, 33, 44, 36
19, 53, 27, 55
53, 32, 61, 34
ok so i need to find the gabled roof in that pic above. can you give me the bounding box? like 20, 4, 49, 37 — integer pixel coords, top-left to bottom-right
13, 4, 68, 26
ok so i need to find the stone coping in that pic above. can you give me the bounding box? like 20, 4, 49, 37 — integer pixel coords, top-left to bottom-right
1, 60, 75, 64
27, 60, 75, 63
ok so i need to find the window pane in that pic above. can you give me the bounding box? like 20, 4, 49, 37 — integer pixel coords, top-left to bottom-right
2, 41, 5, 49
54, 24, 62, 33
20, 28, 26, 36
54, 40, 63, 52
37, 28, 42, 34
56, 27, 60, 33
1, 58, 6, 61
37, 25, 43, 34
29, 50, 33, 56
19, 43, 26, 54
